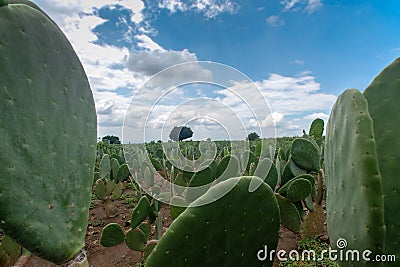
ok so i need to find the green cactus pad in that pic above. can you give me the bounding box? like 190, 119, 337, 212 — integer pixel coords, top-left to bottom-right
139, 223, 151, 240
143, 166, 154, 187
100, 223, 125, 247
186, 166, 214, 202
0, 2, 96, 264
215, 155, 240, 181
110, 158, 120, 180
99, 154, 111, 180
116, 163, 130, 183
275, 194, 302, 233
278, 174, 314, 197
253, 158, 278, 190
170, 196, 187, 220
291, 138, 320, 172
280, 160, 294, 186
145, 176, 280, 267
125, 228, 147, 251
241, 150, 258, 173
105, 180, 116, 195
94, 179, 107, 200
325, 89, 385, 265
309, 118, 324, 139
111, 182, 123, 200
364, 57, 400, 258
131, 196, 150, 229
286, 178, 312, 202
143, 240, 158, 260
289, 160, 307, 177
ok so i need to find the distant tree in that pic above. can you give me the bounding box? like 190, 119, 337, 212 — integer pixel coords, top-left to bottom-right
247, 132, 260, 141
169, 126, 193, 142
102, 135, 121, 144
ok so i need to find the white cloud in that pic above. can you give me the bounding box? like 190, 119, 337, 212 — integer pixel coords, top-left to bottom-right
290, 60, 305, 65
280, 0, 322, 14
127, 49, 198, 76
305, 0, 323, 14
158, 0, 239, 19
266, 15, 285, 27
135, 34, 164, 51
304, 112, 329, 121
281, 0, 302, 12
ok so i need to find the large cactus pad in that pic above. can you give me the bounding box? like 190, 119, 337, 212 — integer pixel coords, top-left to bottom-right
325, 89, 385, 266
364, 57, 400, 258
145, 176, 280, 267
0, 1, 96, 264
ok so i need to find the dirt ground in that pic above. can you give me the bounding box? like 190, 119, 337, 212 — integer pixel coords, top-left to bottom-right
17, 186, 327, 267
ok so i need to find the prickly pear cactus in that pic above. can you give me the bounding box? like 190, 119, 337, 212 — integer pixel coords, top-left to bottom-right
325, 58, 400, 266
364, 57, 400, 259
0, 0, 96, 264
325, 89, 385, 266
145, 176, 280, 267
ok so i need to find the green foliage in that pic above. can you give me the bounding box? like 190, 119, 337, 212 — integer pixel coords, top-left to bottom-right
247, 132, 260, 141
102, 135, 121, 144
169, 126, 193, 142
0, 1, 96, 263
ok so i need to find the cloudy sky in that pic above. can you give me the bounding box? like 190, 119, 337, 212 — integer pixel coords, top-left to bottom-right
31, 0, 400, 142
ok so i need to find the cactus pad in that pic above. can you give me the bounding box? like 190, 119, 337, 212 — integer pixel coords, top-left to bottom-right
131, 196, 150, 229
291, 138, 320, 172
145, 176, 280, 267
275, 194, 302, 233
325, 89, 385, 265
100, 223, 125, 247
364, 57, 400, 258
0, 2, 96, 264
125, 228, 146, 251
286, 178, 312, 202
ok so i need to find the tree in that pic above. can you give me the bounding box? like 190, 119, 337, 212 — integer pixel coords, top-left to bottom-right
247, 132, 260, 141
169, 126, 193, 142
102, 135, 121, 144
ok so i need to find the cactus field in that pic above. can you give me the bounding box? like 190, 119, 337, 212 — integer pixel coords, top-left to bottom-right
1, 1, 400, 266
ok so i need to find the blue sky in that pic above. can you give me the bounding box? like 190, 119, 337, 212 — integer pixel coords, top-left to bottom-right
32, 0, 400, 142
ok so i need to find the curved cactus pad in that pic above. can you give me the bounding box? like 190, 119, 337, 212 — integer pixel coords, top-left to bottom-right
291, 138, 320, 172
131, 196, 150, 229
145, 176, 280, 267
275, 194, 302, 233
286, 178, 312, 202
0, 2, 96, 264
309, 118, 324, 139
100, 223, 125, 247
125, 228, 146, 251
364, 57, 400, 259
325, 89, 385, 266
